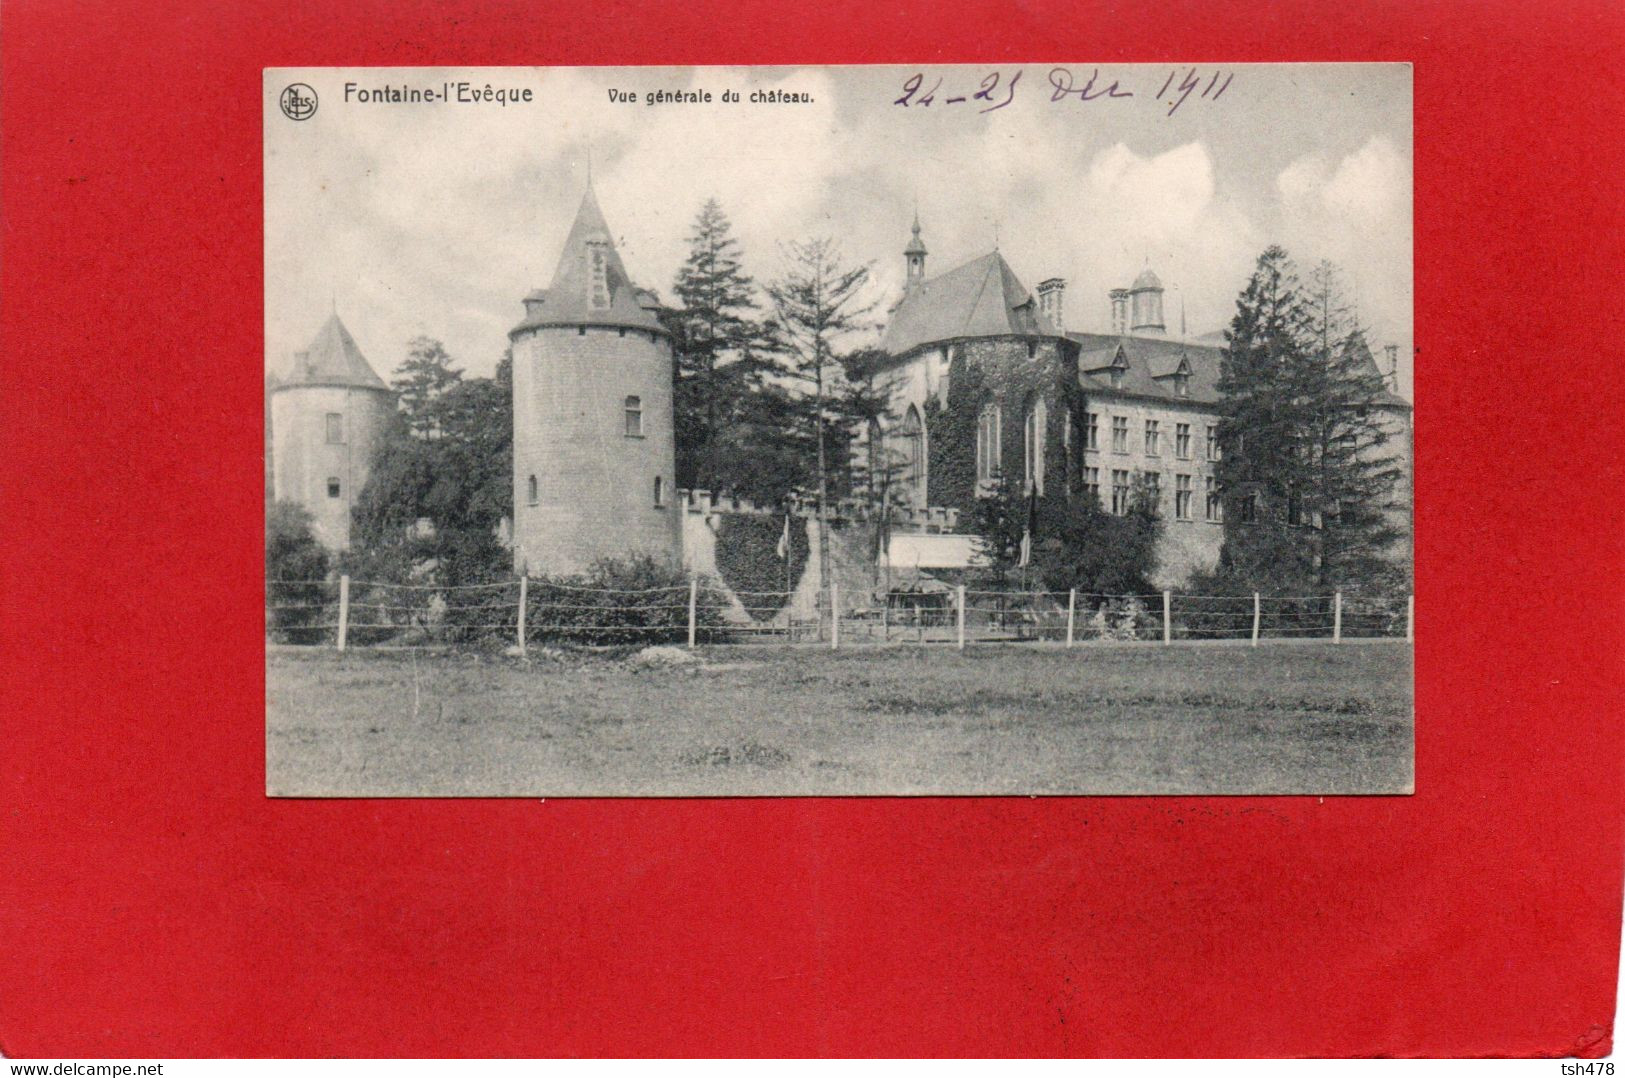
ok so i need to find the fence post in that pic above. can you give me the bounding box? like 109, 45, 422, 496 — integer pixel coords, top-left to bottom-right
1066, 588, 1077, 648
830, 583, 840, 651
1333, 591, 1343, 643
1406, 594, 1415, 642
517, 573, 528, 656
1251, 592, 1261, 648
956, 585, 966, 651
1162, 590, 1172, 645
687, 576, 699, 649
336, 575, 350, 652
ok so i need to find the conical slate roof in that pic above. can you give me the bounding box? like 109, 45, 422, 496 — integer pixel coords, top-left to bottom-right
511, 184, 667, 337
880, 251, 1057, 355
279, 313, 389, 391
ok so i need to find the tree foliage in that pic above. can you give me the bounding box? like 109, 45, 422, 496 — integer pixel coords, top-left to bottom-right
1216, 248, 1406, 593
353, 341, 513, 586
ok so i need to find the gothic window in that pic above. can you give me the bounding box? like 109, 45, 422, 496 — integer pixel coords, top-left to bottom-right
527, 475, 539, 506
898, 405, 925, 505
624, 395, 643, 437
326, 477, 340, 499
1023, 396, 1046, 495
325, 413, 343, 444
976, 401, 1001, 484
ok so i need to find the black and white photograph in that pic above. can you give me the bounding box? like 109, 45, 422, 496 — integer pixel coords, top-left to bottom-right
264, 64, 1414, 797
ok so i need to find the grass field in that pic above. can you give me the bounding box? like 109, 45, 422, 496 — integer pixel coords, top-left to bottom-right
266, 641, 1413, 797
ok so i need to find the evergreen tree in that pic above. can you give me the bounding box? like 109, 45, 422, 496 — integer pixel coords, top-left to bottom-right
392, 336, 463, 439
668, 199, 774, 491
354, 347, 512, 585
764, 238, 877, 589
1216, 248, 1404, 593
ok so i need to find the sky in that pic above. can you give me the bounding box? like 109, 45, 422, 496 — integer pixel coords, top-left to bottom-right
265, 64, 1412, 395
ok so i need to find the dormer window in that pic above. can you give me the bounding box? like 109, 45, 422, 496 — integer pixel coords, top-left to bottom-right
587, 242, 612, 310
1175, 373, 1190, 397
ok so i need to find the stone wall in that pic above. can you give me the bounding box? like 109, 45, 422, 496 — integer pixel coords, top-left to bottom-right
511, 324, 681, 575
269, 383, 394, 551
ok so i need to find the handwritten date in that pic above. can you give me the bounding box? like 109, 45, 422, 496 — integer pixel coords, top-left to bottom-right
893, 67, 1234, 117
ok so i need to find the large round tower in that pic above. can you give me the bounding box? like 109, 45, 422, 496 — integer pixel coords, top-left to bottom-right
269, 312, 395, 551
509, 184, 680, 576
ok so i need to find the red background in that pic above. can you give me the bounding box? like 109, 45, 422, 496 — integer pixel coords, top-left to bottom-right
3, 0, 1622, 1058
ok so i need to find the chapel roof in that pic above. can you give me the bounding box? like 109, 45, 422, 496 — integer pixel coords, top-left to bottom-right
510, 183, 667, 337
278, 313, 390, 392
880, 250, 1058, 356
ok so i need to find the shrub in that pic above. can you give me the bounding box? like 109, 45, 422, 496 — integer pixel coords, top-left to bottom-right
266, 502, 332, 644
526, 553, 727, 646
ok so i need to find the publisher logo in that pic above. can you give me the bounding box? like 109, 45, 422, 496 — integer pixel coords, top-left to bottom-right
280, 83, 318, 121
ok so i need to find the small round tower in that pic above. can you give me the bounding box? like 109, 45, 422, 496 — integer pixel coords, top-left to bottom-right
509, 183, 680, 576
1129, 266, 1166, 334
269, 312, 395, 551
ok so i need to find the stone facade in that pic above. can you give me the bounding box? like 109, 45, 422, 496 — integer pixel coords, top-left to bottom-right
270, 383, 395, 551
510, 324, 681, 575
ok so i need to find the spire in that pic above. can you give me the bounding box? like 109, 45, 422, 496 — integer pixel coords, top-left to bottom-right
904, 209, 927, 286
513, 184, 666, 337
283, 311, 388, 391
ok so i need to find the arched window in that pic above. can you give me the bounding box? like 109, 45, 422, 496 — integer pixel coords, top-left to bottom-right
898, 405, 925, 506
1024, 396, 1046, 495
624, 395, 643, 437
976, 401, 1001, 484
527, 475, 538, 505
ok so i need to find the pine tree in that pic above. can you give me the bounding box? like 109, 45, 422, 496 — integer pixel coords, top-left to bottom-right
392, 336, 462, 439
669, 199, 773, 491
764, 238, 876, 589
1216, 248, 1404, 593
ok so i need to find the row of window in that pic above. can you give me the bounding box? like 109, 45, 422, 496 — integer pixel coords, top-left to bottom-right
1085, 414, 1218, 460
526, 473, 666, 509
1079, 468, 1225, 523
974, 401, 1221, 493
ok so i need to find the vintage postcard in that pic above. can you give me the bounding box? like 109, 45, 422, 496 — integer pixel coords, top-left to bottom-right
264, 64, 1414, 796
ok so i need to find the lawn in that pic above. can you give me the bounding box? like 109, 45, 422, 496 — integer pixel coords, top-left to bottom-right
266, 641, 1413, 797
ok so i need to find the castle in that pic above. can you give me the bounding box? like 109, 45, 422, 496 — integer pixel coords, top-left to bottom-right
270, 187, 1412, 594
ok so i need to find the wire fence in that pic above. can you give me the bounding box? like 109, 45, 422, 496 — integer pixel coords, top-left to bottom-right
268, 575, 1414, 652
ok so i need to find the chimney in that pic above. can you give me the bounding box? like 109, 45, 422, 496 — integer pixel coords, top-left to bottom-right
1109, 289, 1129, 335
1384, 344, 1399, 390
1037, 278, 1066, 333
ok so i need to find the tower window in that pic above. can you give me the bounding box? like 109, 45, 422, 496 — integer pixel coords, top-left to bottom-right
624, 395, 644, 437
578, 326, 587, 336
325, 413, 343, 444
653, 476, 665, 507
527, 475, 538, 506
1027, 340, 1037, 359
326, 477, 341, 499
